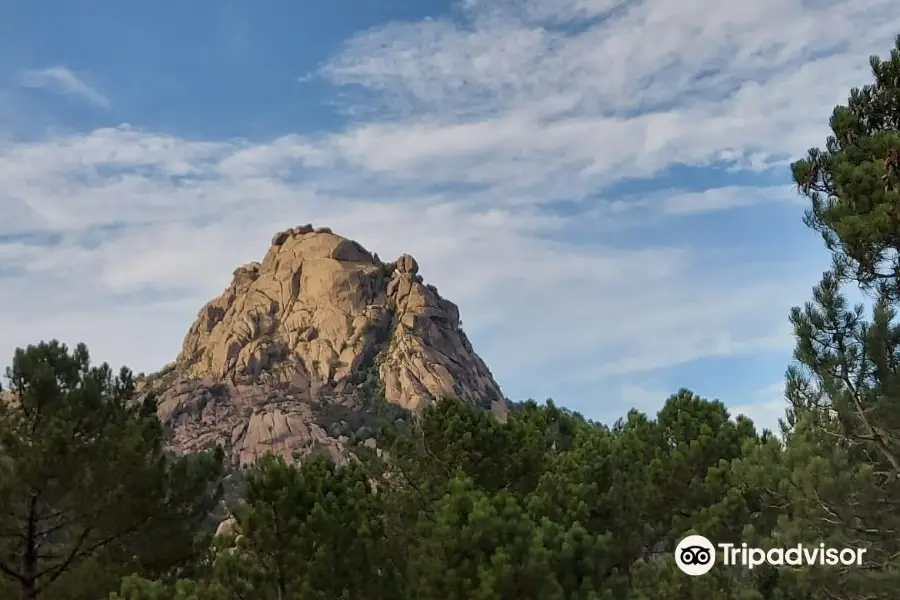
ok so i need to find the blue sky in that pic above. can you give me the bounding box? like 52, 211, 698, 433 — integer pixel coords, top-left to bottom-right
1, 0, 897, 433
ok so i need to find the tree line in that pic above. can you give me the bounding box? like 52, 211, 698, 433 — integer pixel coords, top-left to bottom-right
2, 34, 900, 600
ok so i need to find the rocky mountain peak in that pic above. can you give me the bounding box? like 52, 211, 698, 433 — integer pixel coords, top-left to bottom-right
144, 225, 506, 467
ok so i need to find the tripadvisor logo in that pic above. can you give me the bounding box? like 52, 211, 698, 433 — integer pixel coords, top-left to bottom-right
674, 535, 867, 576
675, 535, 716, 575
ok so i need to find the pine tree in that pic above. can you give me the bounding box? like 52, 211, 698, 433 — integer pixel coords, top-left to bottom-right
0, 341, 224, 600
778, 35, 900, 599
792, 36, 900, 300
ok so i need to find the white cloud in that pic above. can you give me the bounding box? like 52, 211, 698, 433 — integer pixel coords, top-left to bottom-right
619, 383, 671, 414
0, 127, 819, 398
2, 0, 897, 419
19, 67, 110, 108
319, 0, 897, 188
730, 381, 789, 433
659, 185, 799, 216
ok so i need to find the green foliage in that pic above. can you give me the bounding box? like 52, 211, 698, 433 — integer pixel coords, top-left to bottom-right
112, 453, 398, 600
792, 35, 900, 299
228, 453, 397, 600
0, 341, 224, 600
106, 392, 788, 600
771, 273, 900, 599
781, 34, 900, 600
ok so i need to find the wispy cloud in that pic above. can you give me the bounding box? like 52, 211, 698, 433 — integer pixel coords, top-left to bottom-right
19, 67, 110, 108
730, 381, 789, 433
318, 0, 896, 180
0, 125, 819, 404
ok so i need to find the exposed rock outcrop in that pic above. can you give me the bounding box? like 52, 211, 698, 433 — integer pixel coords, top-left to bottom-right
143, 225, 506, 467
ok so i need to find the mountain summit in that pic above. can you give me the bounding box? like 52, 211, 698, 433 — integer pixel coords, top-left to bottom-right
142, 225, 506, 466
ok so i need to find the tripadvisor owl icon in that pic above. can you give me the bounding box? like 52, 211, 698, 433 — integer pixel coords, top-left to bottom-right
675, 535, 716, 576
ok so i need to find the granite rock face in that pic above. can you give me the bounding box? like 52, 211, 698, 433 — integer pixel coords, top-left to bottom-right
143, 225, 506, 466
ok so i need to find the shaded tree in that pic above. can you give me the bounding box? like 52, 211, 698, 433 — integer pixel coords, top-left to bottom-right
167, 453, 398, 600
0, 341, 223, 600
776, 34, 900, 599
